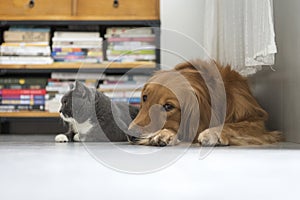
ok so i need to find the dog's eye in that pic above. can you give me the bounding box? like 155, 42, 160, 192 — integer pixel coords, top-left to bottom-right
142, 95, 147, 102
163, 103, 174, 112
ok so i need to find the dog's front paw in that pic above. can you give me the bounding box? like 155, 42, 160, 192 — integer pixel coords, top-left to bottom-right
198, 128, 222, 146
147, 129, 179, 147
55, 134, 69, 143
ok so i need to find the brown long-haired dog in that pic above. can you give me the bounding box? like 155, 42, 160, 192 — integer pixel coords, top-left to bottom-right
127, 59, 282, 146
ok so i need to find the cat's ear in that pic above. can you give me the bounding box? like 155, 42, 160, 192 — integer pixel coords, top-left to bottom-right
74, 81, 87, 97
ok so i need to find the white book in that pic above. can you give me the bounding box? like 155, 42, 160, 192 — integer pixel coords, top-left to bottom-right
1, 46, 51, 56
52, 37, 103, 42
103, 90, 141, 98
52, 45, 102, 49
100, 83, 144, 90
53, 40, 103, 46
51, 72, 105, 80
105, 34, 155, 38
54, 31, 100, 38
107, 55, 155, 62
1, 42, 49, 46
0, 56, 53, 64
46, 85, 70, 93
109, 45, 156, 51
106, 27, 152, 35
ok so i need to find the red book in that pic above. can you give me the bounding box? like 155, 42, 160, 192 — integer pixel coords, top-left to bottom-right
1, 89, 46, 95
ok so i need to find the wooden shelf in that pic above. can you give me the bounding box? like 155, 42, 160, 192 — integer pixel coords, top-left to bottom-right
0, 16, 160, 21
0, 62, 156, 70
0, 111, 60, 118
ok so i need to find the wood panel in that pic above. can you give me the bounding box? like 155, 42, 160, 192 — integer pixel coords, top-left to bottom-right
0, 0, 72, 17
0, 111, 60, 118
0, 0, 160, 20
76, 0, 160, 20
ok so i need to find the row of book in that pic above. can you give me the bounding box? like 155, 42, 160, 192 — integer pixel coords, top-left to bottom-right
0, 89, 46, 111
105, 27, 156, 62
0, 27, 53, 64
0, 74, 149, 112
52, 31, 103, 63
0, 78, 48, 111
0, 27, 156, 64
99, 74, 148, 106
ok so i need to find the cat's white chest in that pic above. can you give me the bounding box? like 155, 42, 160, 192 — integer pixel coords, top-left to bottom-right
59, 113, 93, 135
73, 119, 93, 135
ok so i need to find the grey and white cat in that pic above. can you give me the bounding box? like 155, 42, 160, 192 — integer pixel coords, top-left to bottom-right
55, 81, 139, 142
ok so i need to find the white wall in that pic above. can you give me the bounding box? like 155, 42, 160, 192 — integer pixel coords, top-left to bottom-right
160, 0, 204, 69
272, 0, 300, 142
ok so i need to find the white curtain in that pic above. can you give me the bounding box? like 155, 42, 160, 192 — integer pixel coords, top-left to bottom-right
201, 0, 277, 76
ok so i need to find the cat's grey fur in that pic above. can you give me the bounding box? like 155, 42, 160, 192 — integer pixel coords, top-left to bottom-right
56, 81, 139, 142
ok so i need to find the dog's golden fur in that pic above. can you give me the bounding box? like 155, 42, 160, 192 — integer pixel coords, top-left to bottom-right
128, 60, 282, 146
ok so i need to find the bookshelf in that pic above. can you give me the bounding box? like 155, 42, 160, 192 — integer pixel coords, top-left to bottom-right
0, 62, 156, 69
0, 62, 156, 74
0, 111, 59, 118
0, 0, 160, 134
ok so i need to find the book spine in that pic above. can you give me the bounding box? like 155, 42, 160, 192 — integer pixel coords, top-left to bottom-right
106, 27, 152, 35
51, 51, 86, 56
111, 97, 141, 103
53, 41, 103, 46
1, 95, 45, 100
1, 89, 46, 95
0, 78, 47, 89
4, 31, 50, 42
1, 99, 45, 105
52, 47, 102, 52
1, 46, 51, 56
0, 104, 45, 111
108, 45, 155, 51
107, 49, 155, 55
0, 56, 53, 64
54, 31, 100, 38
107, 37, 155, 43
52, 37, 102, 42
1, 42, 49, 46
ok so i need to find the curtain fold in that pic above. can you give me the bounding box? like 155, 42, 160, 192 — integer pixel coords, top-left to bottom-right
200, 0, 277, 76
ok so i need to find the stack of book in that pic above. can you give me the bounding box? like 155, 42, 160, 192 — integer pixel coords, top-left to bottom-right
45, 72, 98, 113
99, 75, 149, 106
105, 27, 156, 62
0, 77, 48, 112
52, 31, 103, 63
45, 79, 73, 113
0, 27, 53, 64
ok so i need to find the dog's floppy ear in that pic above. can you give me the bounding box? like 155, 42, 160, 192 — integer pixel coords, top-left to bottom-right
177, 89, 200, 142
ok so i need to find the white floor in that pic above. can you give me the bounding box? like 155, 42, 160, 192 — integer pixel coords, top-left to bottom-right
0, 135, 300, 200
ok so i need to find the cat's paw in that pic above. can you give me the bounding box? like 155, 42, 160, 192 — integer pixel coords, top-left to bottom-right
55, 134, 69, 143
73, 134, 80, 142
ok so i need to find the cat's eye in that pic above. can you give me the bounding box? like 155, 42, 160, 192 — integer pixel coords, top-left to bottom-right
142, 95, 147, 102
163, 103, 174, 112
